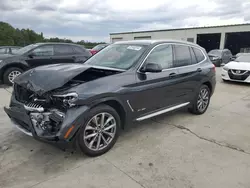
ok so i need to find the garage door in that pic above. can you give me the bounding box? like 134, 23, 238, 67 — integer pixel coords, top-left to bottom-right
134, 36, 151, 40
112, 37, 123, 43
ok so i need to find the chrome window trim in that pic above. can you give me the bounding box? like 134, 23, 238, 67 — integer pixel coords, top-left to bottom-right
137, 42, 207, 73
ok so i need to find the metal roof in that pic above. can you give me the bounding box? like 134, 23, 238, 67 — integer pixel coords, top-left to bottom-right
110, 23, 250, 35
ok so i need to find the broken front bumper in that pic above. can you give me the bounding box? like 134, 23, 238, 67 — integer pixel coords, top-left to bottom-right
4, 95, 90, 149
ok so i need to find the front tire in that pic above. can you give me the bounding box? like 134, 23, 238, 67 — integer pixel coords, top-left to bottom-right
189, 85, 211, 115
78, 104, 120, 157
3, 67, 23, 86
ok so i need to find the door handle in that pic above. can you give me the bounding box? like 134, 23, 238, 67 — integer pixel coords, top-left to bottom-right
169, 72, 177, 78
196, 68, 202, 72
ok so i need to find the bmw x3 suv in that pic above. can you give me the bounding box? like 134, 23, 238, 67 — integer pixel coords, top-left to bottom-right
4, 40, 216, 157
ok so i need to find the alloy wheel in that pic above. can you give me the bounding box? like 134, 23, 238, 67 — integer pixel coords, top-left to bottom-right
83, 112, 117, 151
197, 88, 209, 112
8, 70, 21, 83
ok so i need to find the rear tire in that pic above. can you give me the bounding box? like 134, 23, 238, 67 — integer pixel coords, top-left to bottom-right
3, 67, 23, 86
78, 104, 121, 157
189, 85, 211, 115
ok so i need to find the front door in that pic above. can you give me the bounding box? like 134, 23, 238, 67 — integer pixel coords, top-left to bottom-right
130, 44, 183, 117
25, 45, 54, 68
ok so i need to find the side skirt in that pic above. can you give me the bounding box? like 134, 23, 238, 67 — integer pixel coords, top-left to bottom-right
136, 102, 190, 121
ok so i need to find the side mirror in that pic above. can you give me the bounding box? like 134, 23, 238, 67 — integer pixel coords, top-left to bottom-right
141, 63, 162, 73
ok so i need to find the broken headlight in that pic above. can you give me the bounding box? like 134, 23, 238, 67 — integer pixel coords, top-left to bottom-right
53, 92, 79, 107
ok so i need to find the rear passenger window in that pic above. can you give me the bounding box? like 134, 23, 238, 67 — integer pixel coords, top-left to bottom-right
193, 47, 205, 62
173, 45, 191, 67
54, 45, 74, 55
189, 47, 197, 64
73, 46, 85, 54
145, 44, 174, 69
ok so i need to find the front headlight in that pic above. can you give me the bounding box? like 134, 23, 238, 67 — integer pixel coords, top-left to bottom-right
53, 92, 79, 107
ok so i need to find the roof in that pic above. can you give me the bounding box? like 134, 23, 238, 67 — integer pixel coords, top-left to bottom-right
35, 42, 83, 46
110, 23, 250, 35
115, 39, 200, 47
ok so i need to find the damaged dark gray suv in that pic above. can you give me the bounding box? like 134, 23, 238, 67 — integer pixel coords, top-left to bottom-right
4, 40, 216, 156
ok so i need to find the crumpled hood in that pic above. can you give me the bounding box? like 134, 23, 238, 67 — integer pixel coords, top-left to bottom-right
14, 63, 92, 95
225, 61, 250, 71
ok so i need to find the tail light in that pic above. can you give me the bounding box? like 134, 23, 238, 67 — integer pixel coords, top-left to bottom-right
212, 64, 216, 72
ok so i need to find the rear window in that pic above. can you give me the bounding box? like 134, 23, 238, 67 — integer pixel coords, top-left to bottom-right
193, 47, 205, 62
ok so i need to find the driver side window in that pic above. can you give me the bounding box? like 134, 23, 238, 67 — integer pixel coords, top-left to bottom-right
32, 45, 54, 56
145, 44, 173, 69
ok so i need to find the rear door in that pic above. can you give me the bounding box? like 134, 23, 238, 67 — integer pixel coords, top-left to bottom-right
25, 45, 54, 68
172, 44, 205, 103
132, 43, 182, 116
53, 44, 75, 63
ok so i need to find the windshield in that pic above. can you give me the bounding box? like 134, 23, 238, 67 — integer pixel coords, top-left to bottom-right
85, 44, 147, 70
235, 55, 250, 62
92, 44, 108, 51
13, 44, 39, 55
208, 50, 222, 56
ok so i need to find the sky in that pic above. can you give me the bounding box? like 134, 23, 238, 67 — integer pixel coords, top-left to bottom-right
0, 0, 250, 42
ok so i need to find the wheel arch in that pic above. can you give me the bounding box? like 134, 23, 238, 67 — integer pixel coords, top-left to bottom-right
1, 62, 28, 80
89, 97, 127, 129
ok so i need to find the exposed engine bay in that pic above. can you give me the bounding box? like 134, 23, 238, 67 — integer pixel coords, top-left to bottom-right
13, 67, 122, 137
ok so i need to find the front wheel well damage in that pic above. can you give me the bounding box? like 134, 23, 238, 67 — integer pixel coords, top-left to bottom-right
100, 100, 126, 129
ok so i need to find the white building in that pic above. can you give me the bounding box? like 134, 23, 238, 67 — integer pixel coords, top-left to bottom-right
110, 24, 250, 54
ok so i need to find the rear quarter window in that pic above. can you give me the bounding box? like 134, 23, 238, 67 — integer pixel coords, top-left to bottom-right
73, 46, 91, 56
193, 47, 205, 62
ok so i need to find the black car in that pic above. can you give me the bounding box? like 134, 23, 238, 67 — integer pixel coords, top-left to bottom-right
4, 40, 216, 157
0, 43, 92, 85
0, 46, 21, 55
208, 49, 233, 67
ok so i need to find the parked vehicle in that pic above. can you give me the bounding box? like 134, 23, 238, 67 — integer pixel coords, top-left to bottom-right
208, 49, 232, 67
221, 54, 250, 83
231, 52, 250, 60
90, 43, 109, 55
4, 40, 216, 157
0, 46, 21, 55
0, 43, 92, 85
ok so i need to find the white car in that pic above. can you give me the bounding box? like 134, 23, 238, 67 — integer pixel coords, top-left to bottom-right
221, 55, 250, 83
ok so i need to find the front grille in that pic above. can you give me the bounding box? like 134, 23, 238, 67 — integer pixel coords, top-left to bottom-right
228, 70, 250, 81
14, 84, 34, 103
